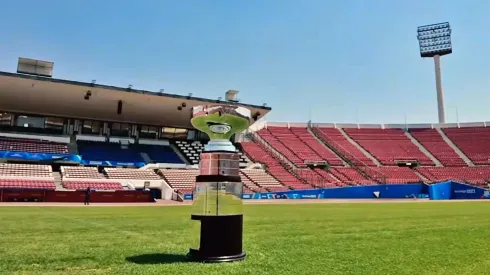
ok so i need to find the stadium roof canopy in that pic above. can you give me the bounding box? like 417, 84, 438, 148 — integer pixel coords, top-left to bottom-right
0, 71, 271, 128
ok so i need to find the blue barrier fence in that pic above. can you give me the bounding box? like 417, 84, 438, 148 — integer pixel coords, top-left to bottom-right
185, 183, 432, 200
0, 150, 146, 167
430, 181, 490, 200
241, 184, 429, 200
185, 181, 490, 201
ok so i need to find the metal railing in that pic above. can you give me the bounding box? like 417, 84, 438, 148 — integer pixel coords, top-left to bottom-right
246, 130, 328, 188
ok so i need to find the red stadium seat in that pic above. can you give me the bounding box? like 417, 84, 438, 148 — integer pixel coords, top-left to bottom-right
409, 129, 466, 167
443, 127, 490, 165
343, 128, 434, 166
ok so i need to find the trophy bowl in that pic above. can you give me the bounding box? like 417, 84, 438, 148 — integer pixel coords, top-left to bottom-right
191, 105, 251, 152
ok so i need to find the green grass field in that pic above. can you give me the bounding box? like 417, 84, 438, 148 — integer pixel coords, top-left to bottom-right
1, 202, 490, 275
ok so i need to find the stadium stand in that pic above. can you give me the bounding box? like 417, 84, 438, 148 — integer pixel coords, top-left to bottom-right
0, 163, 52, 177
240, 169, 288, 192
3, 63, 490, 197
0, 136, 68, 154
442, 127, 490, 165
0, 163, 55, 189
3, 122, 490, 195
104, 168, 161, 179
159, 169, 264, 194
239, 172, 268, 193
240, 141, 311, 190
287, 127, 343, 166
416, 166, 490, 186
313, 169, 346, 187
137, 144, 184, 164
257, 128, 306, 167
60, 166, 124, 190
343, 128, 434, 166
0, 179, 55, 189
159, 169, 198, 194
61, 166, 105, 179
77, 140, 144, 163
409, 128, 466, 167
173, 140, 203, 165
330, 167, 374, 185
374, 167, 422, 184
312, 127, 376, 166
173, 140, 249, 165
63, 181, 123, 190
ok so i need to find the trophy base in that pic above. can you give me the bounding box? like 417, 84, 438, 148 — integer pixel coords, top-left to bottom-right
188, 214, 245, 263
187, 249, 246, 263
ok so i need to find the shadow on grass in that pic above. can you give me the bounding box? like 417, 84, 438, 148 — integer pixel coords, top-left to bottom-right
126, 253, 189, 265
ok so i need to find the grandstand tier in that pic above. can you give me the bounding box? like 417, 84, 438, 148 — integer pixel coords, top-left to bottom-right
159, 169, 198, 194
240, 141, 310, 190
173, 140, 248, 165
0, 136, 68, 154
62, 181, 123, 190
61, 166, 104, 179
343, 128, 434, 166
104, 168, 161, 180
289, 127, 344, 166
2, 66, 490, 196
312, 127, 377, 166
417, 166, 490, 186
409, 128, 467, 167
443, 127, 490, 165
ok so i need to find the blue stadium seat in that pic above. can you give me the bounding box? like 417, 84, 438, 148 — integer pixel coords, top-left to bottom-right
77, 141, 144, 163
137, 144, 184, 164
77, 141, 184, 164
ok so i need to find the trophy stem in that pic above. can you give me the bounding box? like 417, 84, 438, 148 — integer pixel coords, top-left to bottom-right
204, 139, 236, 152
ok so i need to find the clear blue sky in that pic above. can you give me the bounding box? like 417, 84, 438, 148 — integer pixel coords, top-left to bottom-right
0, 0, 489, 124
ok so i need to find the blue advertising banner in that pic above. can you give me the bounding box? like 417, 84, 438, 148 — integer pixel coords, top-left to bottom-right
430, 181, 490, 200
248, 184, 427, 200
0, 151, 82, 162
182, 182, 490, 201
451, 182, 488, 200
80, 160, 146, 167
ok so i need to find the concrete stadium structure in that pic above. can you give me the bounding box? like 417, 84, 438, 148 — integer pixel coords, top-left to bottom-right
0, 59, 489, 203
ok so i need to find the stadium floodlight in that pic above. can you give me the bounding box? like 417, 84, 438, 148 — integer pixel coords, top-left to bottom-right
225, 90, 239, 102
417, 22, 452, 124
17, 57, 54, 77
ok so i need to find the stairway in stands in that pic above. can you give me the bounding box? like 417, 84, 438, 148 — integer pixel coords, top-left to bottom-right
403, 130, 442, 166
309, 126, 386, 183
242, 133, 314, 189
337, 128, 381, 166
435, 128, 474, 166
53, 171, 65, 190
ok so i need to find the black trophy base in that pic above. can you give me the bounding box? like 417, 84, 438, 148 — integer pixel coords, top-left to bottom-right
188, 249, 246, 263
188, 214, 245, 263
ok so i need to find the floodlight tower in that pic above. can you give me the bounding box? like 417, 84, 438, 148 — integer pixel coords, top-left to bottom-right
417, 22, 452, 124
